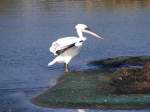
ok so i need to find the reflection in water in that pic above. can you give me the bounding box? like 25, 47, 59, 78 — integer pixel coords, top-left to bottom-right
102, 0, 150, 9
77, 109, 87, 112
84, 0, 150, 11
0, 0, 150, 15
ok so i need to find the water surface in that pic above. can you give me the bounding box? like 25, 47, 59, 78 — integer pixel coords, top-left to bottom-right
0, 0, 150, 112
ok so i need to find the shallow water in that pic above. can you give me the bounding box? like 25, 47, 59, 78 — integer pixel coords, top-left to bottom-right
0, 0, 150, 112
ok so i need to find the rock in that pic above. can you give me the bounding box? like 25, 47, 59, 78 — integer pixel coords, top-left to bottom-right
89, 56, 150, 68
110, 62, 150, 94
32, 56, 150, 109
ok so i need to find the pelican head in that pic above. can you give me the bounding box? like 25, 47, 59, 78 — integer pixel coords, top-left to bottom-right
75, 24, 103, 39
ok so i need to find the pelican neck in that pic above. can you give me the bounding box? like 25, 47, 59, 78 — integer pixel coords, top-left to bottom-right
76, 28, 86, 40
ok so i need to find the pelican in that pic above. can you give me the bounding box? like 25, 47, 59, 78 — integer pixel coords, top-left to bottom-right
48, 24, 103, 72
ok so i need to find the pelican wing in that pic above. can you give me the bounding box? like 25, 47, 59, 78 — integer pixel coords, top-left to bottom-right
55, 43, 75, 55
50, 37, 79, 55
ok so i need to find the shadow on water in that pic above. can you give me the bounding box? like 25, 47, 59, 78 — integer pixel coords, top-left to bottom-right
0, 0, 150, 112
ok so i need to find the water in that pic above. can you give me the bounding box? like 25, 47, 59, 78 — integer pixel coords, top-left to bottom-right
0, 0, 150, 112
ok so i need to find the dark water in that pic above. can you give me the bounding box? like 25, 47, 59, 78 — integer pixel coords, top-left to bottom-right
0, 0, 150, 112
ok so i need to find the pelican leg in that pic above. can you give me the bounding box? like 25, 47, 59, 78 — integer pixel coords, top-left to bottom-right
64, 63, 69, 72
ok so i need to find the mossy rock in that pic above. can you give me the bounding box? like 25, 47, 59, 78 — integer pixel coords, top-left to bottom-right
32, 56, 150, 109
110, 62, 150, 94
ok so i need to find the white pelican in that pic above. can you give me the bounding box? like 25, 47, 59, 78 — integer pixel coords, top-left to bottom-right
48, 24, 103, 72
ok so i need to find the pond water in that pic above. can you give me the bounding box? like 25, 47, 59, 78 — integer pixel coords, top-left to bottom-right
0, 0, 150, 112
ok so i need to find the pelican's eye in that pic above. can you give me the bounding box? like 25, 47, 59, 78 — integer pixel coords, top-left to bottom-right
85, 28, 91, 31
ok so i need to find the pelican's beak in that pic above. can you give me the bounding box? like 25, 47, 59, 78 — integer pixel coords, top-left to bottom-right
83, 28, 103, 39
